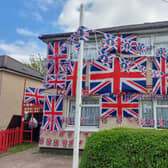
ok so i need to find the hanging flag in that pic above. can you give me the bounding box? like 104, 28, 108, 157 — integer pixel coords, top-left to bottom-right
152, 57, 168, 95
24, 87, 45, 105
48, 41, 67, 73
42, 95, 63, 131
155, 48, 167, 57
102, 33, 137, 54
63, 60, 86, 96
101, 94, 139, 119
78, 26, 89, 41
136, 43, 146, 55
120, 34, 137, 54
102, 33, 118, 53
44, 74, 66, 89
89, 57, 147, 95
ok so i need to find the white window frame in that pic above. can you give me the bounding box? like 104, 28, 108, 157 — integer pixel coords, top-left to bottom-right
65, 97, 100, 132
140, 99, 168, 129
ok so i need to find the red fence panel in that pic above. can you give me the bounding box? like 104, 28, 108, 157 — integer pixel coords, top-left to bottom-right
0, 128, 21, 154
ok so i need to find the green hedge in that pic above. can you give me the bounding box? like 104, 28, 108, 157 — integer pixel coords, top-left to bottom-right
80, 128, 168, 168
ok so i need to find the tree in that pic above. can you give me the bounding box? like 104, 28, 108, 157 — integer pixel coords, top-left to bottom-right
25, 54, 46, 76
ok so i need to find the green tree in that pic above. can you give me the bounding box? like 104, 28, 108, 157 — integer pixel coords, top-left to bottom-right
25, 54, 46, 76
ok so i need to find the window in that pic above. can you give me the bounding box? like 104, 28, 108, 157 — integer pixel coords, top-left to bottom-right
141, 100, 154, 127
68, 41, 100, 60
141, 99, 168, 128
68, 98, 100, 127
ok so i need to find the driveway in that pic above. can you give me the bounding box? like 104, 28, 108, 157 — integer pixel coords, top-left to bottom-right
0, 147, 72, 168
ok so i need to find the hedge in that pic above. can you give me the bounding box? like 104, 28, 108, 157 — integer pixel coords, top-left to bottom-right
79, 128, 168, 168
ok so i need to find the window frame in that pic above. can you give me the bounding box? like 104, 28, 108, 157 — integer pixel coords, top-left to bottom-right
140, 99, 168, 129
65, 97, 100, 132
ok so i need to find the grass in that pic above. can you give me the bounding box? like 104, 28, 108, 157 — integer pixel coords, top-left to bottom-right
0, 142, 38, 157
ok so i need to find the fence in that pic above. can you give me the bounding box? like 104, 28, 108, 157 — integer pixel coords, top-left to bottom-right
0, 127, 21, 154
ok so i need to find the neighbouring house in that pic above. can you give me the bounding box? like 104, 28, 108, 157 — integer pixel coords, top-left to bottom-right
38, 21, 168, 150
0, 55, 43, 129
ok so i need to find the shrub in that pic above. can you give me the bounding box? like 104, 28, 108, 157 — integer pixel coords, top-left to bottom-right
79, 128, 168, 168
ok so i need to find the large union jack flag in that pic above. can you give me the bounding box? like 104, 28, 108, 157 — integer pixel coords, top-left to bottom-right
89, 57, 147, 95
48, 41, 67, 74
44, 74, 66, 89
24, 87, 45, 104
101, 94, 139, 119
63, 60, 86, 96
152, 57, 168, 95
42, 95, 63, 131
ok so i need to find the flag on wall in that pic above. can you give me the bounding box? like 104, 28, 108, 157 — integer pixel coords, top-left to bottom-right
24, 87, 45, 104
63, 60, 86, 96
44, 74, 66, 89
101, 94, 139, 118
152, 57, 168, 95
42, 95, 63, 131
101, 34, 137, 54
89, 57, 147, 95
48, 41, 67, 74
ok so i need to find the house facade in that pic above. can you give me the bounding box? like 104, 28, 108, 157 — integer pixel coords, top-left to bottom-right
39, 21, 168, 149
0, 55, 43, 129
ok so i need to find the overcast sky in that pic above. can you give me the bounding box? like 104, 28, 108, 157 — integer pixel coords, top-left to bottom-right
0, 0, 168, 61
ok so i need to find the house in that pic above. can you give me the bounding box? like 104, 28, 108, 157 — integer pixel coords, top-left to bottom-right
38, 21, 168, 149
0, 55, 43, 129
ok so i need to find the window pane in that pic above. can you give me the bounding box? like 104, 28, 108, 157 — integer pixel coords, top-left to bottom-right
157, 100, 168, 105
141, 101, 154, 127
81, 107, 99, 126
83, 99, 99, 104
156, 107, 168, 128
68, 99, 100, 126
155, 35, 168, 43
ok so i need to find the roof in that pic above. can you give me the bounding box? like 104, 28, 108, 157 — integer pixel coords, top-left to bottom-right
0, 55, 43, 80
39, 20, 168, 43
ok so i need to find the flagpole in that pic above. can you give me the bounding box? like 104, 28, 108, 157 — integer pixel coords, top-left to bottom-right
72, 3, 84, 168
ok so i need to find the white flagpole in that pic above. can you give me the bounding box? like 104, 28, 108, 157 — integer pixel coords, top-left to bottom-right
72, 3, 84, 168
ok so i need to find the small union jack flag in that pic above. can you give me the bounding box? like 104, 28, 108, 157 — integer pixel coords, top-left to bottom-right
152, 57, 168, 95
24, 87, 45, 104
102, 33, 118, 53
42, 95, 63, 131
48, 41, 67, 73
77, 26, 89, 41
155, 48, 167, 57
44, 74, 66, 89
120, 34, 137, 54
101, 94, 139, 119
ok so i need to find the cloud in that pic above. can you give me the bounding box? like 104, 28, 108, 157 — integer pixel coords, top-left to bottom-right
0, 40, 45, 62
58, 0, 168, 32
16, 28, 38, 37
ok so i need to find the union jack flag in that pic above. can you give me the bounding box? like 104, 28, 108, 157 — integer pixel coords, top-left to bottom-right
63, 60, 86, 96
102, 33, 118, 53
24, 87, 45, 104
120, 34, 137, 54
44, 74, 66, 89
47, 60, 64, 74
48, 41, 67, 73
152, 57, 168, 95
101, 94, 139, 119
102, 34, 137, 54
42, 95, 63, 131
89, 57, 147, 95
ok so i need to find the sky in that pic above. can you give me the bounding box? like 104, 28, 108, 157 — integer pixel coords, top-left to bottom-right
0, 0, 168, 62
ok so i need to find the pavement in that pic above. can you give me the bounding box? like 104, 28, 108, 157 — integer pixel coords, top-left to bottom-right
0, 147, 73, 168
